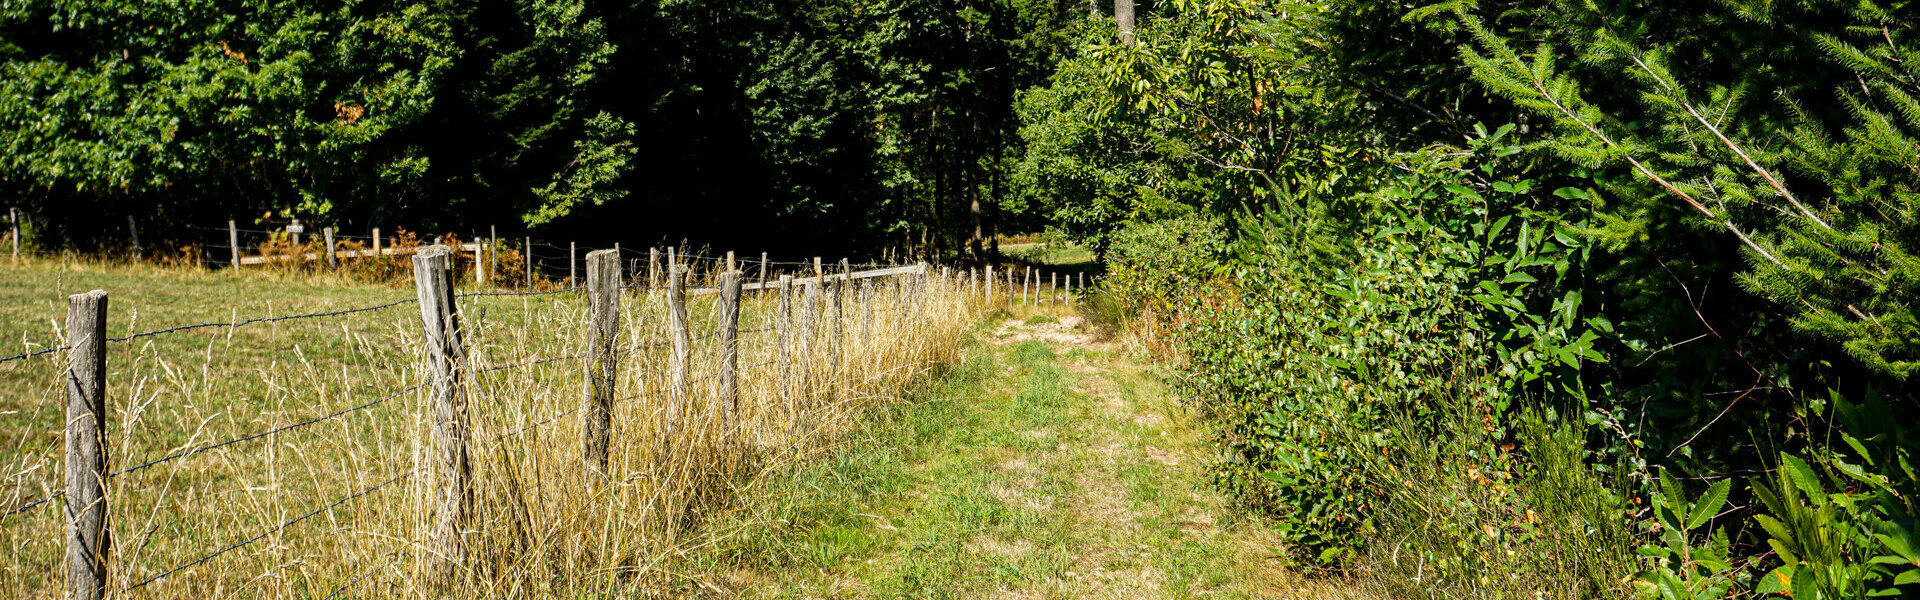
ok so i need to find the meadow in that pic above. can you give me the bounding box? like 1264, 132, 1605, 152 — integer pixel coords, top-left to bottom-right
0, 253, 981, 598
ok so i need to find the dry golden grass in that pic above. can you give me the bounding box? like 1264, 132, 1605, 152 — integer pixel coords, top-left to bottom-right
0, 252, 991, 598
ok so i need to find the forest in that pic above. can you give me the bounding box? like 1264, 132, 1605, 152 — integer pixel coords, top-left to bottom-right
7, 0, 1920, 597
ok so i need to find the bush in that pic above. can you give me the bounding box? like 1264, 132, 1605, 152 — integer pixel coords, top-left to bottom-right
1179, 130, 1619, 579
1103, 214, 1226, 317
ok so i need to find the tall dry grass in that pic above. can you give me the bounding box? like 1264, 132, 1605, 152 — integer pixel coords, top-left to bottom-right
0, 253, 991, 598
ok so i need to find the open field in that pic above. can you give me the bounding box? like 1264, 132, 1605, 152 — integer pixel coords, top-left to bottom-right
0, 255, 980, 598
999, 243, 1096, 269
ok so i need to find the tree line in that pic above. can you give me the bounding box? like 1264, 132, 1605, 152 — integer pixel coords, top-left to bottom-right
0, 0, 1131, 258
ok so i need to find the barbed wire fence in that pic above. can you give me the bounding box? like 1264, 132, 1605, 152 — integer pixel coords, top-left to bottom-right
0, 242, 999, 598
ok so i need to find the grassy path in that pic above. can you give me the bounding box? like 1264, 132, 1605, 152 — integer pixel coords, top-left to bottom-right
682, 313, 1346, 599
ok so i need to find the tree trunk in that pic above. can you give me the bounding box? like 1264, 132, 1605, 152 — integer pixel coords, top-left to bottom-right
1116, 0, 1135, 45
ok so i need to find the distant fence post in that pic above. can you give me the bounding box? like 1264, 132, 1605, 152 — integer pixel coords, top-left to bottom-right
584, 249, 620, 474
717, 269, 742, 437
10, 208, 19, 262
228, 220, 240, 268
65, 289, 109, 600
777, 275, 795, 412
667, 263, 691, 438
830, 263, 845, 396
324, 227, 337, 268
569, 242, 576, 284
985, 266, 994, 304
126, 215, 141, 259
373, 228, 381, 259
649, 248, 660, 289
860, 280, 874, 352
411, 246, 470, 592
759, 252, 769, 285
800, 277, 820, 402
524, 237, 532, 286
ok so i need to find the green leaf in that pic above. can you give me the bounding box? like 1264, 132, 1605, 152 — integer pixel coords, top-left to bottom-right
1685, 479, 1730, 530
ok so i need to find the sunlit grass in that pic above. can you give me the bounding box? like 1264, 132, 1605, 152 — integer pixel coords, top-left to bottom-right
0, 253, 989, 598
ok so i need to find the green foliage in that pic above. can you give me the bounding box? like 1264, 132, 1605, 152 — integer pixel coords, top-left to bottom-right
1446, 0, 1920, 378
0, 0, 627, 233
1101, 214, 1225, 315
1748, 392, 1920, 598
1632, 470, 1741, 599
1180, 127, 1606, 567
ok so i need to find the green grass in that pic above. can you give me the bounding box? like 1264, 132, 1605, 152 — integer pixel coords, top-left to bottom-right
999, 242, 1095, 267
675, 311, 1348, 599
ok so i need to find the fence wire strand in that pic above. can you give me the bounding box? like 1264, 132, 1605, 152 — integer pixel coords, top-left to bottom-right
113, 381, 426, 479
125, 467, 418, 590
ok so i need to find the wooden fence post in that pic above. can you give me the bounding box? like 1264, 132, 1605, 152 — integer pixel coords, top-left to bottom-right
777, 275, 794, 409
10, 208, 19, 262
569, 242, 576, 284
860, 280, 873, 352
830, 264, 845, 391
801, 277, 820, 402
324, 227, 337, 268
228, 219, 240, 269
649, 248, 660, 289
583, 249, 620, 474
373, 228, 381, 259
411, 246, 470, 591
65, 289, 109, 600
759, 252, 769, 285
985, 266, 994, 304
525, 237, 533, 286
718, 269, 742, 437
667, 264, 691, 437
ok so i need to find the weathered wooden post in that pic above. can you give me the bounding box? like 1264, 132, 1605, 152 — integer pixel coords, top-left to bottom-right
126, 215, 141, 259
717, 270, 742, 437
860, 280, 874, 353
324, 227, 337, 268
649, 247, 660, 289
1050, 272, 1057, 303
801, 278, 820, 401
569, 242, 576, 284
759, 252, 769, 285
411, 246, 470, 591
525, 237, 533, 286
65, 290, 109, 600
10, 208, 19, 262
777, 275, 795, 407
985, 266, 994, 304
228, 219, 241, 269
373, 228, 382, 259
583, 249, 620, 474
830, 264, 845, 388
667, 264, 692, 437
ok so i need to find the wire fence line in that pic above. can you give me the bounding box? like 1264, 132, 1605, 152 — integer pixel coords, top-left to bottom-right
124, 466, 419, 591
0, 296, 420, 365
111, 381, 427, 479
1, 253, 970, 596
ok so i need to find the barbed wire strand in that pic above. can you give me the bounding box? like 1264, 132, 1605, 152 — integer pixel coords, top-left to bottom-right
125, 467, 418, 590
114, 381, 425, 478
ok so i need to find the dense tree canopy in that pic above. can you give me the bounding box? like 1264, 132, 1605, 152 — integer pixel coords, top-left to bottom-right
0, 0, 1089, 256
